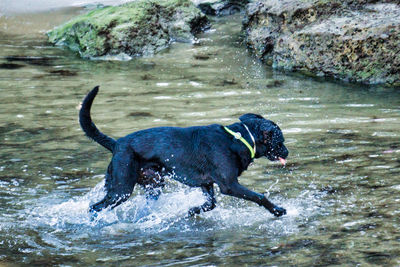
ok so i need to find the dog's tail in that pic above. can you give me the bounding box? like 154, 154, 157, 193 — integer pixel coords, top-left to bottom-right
79, 86, 116, 153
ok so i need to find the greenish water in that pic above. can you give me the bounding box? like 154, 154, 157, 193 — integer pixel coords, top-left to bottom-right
1, 8, 400, 266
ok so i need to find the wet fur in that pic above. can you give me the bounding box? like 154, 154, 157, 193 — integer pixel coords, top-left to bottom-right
80, 86, 289, 217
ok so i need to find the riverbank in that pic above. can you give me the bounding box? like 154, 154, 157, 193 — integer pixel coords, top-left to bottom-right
243, 0, 400, 86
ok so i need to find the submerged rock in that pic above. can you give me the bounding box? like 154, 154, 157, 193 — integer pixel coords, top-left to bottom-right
47, 0, 209, 59
192, 0, 250, 16
244, 0, 400, 86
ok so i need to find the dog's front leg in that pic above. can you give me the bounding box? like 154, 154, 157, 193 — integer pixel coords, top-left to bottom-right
188, 184, 216, 216
220, 182, 286, 217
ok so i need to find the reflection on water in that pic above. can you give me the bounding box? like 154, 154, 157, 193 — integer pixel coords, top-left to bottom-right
1, 7, 400, 266
0, 0, 131, 15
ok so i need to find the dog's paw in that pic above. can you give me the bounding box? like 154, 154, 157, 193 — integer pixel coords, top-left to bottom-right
188, 207, 201, 217
272, 206, 286, 217
88, 209, 99, 222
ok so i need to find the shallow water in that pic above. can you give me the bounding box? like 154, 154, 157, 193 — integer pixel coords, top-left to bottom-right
1, 6, 400, 266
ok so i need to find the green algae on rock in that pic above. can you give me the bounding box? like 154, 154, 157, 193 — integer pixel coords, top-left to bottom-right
244, 0, 400, 86
47, 0, 209, 59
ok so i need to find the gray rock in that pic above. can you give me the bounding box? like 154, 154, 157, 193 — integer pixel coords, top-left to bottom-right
193, 0, 250, 16
244, 0, 400, 86
47, 0, 209, 59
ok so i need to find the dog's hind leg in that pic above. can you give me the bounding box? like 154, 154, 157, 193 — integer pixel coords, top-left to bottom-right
188, 184, 216, 216
90, 149, 138, 213
138, 166, 165, 201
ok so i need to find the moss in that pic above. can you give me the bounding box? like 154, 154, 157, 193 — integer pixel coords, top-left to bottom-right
47, 0, 208, 58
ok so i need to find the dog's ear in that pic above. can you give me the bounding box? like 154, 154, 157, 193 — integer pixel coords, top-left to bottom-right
261, 122, 278, 144
262, 130, 273, 144
239, 113, 264, 122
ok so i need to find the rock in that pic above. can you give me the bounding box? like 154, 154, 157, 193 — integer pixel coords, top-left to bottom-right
244, 0, 400, 86
47, 0, 209, 59
192, 0, 250, 16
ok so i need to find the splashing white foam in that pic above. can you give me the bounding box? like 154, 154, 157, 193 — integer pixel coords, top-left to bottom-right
26, 180, 323, 237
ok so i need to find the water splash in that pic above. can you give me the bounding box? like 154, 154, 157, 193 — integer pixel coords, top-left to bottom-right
25, 179, 323, 238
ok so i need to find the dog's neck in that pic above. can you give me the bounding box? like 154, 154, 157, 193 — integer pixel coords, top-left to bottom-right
242, 123, 256, 154
224, 123, 257, 159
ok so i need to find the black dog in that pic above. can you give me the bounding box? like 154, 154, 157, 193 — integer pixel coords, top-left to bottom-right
80, 86, 289, 217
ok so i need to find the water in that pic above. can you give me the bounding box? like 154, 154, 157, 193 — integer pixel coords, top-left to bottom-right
1, 5, 400, 266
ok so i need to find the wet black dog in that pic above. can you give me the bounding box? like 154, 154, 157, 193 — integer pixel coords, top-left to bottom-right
80, 86, 289, 217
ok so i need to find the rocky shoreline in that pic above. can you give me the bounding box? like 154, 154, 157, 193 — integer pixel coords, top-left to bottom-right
47, 0, 400, 86
244, 0, 400, 86
47, 0, 209, 59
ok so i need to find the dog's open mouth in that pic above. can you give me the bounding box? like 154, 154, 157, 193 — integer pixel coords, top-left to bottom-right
278, 157, 286, 166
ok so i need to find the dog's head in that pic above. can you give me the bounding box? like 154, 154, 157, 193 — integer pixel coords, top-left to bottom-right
239, 113, 288, 163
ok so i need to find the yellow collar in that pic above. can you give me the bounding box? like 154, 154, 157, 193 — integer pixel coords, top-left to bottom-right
224, 125, 256, 158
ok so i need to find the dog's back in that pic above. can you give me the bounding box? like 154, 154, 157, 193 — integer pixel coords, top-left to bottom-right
119, 124, 228, 186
